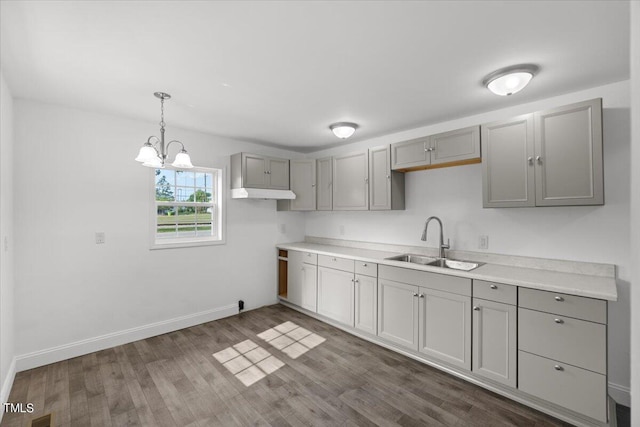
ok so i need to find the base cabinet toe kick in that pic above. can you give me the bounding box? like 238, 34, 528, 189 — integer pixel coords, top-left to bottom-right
278, 249, 612, 426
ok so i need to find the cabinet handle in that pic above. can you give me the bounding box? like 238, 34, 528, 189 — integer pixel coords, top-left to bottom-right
473, 306, 480, 311
418, 294, 424, 298
554, 296, 564, 302
311, 184, 315, 187
528, 156, 533, 165
365, 178, 369, 184
332, 258, 337, 261
554, 318, 564, 324
554, 365, 564, 371
490, 284, 497, 290
362, 263, 367, 267
387, 175, 391, 179
413, 293, 419, 297
354, 279, 359, 283
536, 156, 542, 164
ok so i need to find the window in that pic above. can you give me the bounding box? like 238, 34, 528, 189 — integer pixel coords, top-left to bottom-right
151, 166, 224, 249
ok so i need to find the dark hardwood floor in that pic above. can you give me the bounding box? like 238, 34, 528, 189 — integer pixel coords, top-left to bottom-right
1, 305, 589, 426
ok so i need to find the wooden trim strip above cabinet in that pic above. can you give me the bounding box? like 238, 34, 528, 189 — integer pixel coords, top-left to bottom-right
394, 157, 481, 173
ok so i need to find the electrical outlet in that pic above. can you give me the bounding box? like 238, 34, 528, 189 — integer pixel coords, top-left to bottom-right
95, 232, 106, 244
339, 225, 345, 236
479, 235, 489, 250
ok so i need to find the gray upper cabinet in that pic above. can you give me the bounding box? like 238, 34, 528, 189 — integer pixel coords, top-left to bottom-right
482, 98, 604, 208
534, 98, 603, 206
333, 150, 369, 210
316, 157, 333, 211
482, 114, 536, 207
391, 126, 481, 171
289, 159, 316, 211
231, 152, 290, 190
369, 145, 405, 211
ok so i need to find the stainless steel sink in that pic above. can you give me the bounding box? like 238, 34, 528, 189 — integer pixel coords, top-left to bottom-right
426, 258, 484, 271
385, 254, 484, 271
385, 254, 437, 265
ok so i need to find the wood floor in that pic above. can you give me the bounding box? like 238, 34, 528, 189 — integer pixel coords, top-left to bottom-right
2, 304, 573, 427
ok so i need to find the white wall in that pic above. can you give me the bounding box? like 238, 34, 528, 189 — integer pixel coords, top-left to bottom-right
12, 99, 305, 367
630, 0, 639, 420
306, 80, 632, 402
0, 71, 16, 406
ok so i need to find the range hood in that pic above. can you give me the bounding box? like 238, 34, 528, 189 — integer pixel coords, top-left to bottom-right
230, 188, 296, 200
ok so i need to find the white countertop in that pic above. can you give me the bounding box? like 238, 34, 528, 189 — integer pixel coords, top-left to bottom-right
277, 242, 618, 301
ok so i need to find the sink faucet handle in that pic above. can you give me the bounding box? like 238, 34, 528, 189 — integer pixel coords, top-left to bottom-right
442, 238, 450, 250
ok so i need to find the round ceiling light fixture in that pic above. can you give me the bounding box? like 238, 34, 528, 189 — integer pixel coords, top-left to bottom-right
483, 64, 539, 96
330, 122, 358, 139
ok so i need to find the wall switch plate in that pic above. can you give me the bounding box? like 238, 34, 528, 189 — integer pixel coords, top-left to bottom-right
95, 232, 106, 244
479, 235, 489, 250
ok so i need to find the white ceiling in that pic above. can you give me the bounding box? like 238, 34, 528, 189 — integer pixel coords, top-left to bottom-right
0, 1, 630, 152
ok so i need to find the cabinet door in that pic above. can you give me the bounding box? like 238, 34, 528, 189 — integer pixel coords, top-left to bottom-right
286, 251, 303, 306
316, 157, 333, 211
354, 274, 377, 335
369, 145, 392, 210
430, 125, 480, 165
472, 298, 517, 387
290, 160, 316, 211
317, 267, 354, 326
534, 98, 603, 206
242, 153, 267, 188
418, 287, 471, 370
300, 263, 318, 312
267, 158, 290, 189
333, 151, 369, 210
391, 137, 429, 170
377, 279, 419, 350
482, 114, 535, 207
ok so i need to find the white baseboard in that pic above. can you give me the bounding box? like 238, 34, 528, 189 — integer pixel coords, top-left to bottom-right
0, 356, 17, 423
15, 304, 238, 372
608, 382, 630, 407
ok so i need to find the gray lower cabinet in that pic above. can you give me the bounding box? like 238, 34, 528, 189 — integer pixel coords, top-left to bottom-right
517, 288, 608, 423
317, 264, 355, 326
472, 298, 517, 387
482, 98, 603, 208
316, 157, 333, 210
333, 150, 369, 210
369, 145, 405, 210
354, 273, 377, 335
377, 279, 419, 349
286, 251, 317, 312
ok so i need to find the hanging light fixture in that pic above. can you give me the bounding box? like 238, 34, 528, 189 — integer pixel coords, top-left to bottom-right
330, 122, 358, 139
483, 64, 539, 96
135, 92, 194, 168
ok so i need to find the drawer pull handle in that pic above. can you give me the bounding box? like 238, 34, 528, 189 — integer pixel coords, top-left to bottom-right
554, 318, 564, 324
490, 285, 497, 289
363, 263, 368, 267
473, 306, 480, 311
554, 365, 564, 371
554, 296, 564, 302
332, 258, 337, 261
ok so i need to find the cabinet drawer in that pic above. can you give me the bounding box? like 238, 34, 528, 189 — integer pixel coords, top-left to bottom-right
301, 252, 318, 264
355, 261, 378, 277
318, 255, 355, 272
519, 308, 606, 374
519, 287, 606, 324
519, 351, 607, 423
379, 265, 471, 296
473, 280, 516, 305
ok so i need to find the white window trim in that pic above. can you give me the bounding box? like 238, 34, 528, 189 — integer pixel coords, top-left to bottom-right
149, 165, 226, 250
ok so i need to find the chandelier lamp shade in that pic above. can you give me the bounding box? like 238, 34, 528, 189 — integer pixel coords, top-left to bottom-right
482, 64, 539, 96
135, 92, 194, 169
330, 122, 358, 139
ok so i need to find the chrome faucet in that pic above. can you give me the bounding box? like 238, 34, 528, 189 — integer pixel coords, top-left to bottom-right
421, 216, 450, 259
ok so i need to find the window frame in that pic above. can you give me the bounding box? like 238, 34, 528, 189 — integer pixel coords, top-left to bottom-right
149, 165, 226, 250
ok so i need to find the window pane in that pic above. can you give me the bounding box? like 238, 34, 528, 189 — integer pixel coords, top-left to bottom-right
155, 169, 175, 202
196, 172, 213, 189
176, 170, 195, 187
194, 188, 212, 202
175, 186, 195, 202
176, 206, 196, 237
157, 206, 177, 238
196, 206, 213, 237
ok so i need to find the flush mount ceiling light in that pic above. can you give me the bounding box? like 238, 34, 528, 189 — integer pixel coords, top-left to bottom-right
483, 64, 539, 96
330, 122, 358, 139
135, 92, 194, 169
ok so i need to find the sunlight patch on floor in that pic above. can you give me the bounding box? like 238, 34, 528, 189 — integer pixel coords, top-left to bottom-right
257, 321, 326, 359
